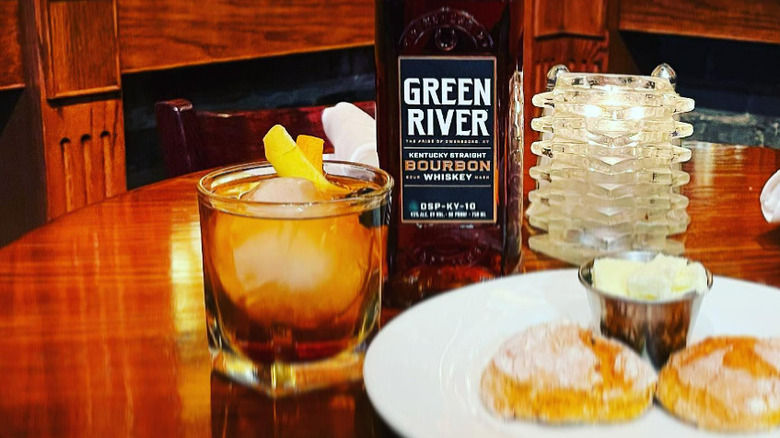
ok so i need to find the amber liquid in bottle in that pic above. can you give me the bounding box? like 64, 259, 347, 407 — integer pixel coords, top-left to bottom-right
375, 0, 523, 307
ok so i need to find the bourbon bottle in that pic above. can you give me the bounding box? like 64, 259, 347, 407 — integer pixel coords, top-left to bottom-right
375, 0, 523, 307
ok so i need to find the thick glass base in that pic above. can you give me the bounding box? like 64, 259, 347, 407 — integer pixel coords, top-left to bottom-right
529, 234, 684, 265
210, 345, 365, 398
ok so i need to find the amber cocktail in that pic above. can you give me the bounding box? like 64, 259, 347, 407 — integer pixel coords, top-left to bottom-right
197, 161, 392, 396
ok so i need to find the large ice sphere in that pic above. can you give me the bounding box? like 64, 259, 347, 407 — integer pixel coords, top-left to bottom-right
210, 210, 381, 328
242, 177, 332, 203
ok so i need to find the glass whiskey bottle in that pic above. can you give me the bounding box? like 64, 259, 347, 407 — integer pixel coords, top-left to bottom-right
375, 0, 523, 307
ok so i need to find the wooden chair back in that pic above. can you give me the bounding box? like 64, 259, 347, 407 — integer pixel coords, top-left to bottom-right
154, 98, 375, 177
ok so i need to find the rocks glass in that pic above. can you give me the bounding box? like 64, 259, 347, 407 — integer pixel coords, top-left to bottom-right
197, 162, 392, 396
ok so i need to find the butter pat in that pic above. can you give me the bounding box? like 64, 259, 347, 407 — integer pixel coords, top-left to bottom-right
673, 262, 708, 295
593, 254, 708, 300
593, 258, 643, 296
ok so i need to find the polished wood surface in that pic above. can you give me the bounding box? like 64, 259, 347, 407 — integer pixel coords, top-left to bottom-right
619, 0, 780, 46
0, 142, 778, 436
117, 0, 374, 74
0, 0, 24, 90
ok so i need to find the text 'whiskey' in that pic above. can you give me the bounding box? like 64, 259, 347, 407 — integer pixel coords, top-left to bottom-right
375, 0, 524, 307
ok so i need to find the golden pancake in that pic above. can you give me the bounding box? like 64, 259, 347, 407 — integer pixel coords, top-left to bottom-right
480, 321, 657, 423
657, 336, 780, 432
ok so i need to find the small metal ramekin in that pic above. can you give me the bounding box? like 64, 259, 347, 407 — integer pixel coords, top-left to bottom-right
578, 251, 713, 369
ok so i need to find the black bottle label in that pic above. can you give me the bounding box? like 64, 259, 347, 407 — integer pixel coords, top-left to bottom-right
398, 56, 497, 223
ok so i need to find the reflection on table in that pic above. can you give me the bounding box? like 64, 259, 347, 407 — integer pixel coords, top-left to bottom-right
0, 143, 777, 437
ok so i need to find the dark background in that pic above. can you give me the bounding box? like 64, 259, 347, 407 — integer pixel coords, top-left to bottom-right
120, 34, 780, 189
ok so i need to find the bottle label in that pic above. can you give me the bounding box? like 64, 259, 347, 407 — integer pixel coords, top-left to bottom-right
398, 56, 497, 223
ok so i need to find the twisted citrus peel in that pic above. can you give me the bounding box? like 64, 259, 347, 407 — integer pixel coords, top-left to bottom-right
262, 125, 349, 196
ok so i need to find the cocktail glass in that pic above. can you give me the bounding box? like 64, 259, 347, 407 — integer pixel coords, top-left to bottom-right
197, 161, 392, 396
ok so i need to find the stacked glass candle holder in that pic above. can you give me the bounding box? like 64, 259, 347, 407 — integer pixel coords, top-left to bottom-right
526, 66, 695, 264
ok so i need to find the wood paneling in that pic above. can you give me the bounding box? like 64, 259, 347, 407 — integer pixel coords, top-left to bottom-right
606, 0, 640, 75
0, 143, 778, 435
45, 0, 121, 99
117, 0, 374, 73
18, 0, 126, 221
534, 0, 605, 38
523, 0, 610, 194
0, 0, 24, 90
620, 0, 780, 45
43, 99, 126, 217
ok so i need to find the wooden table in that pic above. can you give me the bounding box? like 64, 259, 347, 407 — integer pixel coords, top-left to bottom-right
1, 143, 778, 437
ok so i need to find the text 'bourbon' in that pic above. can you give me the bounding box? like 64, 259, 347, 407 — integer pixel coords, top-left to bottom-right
375, 0, 524, 307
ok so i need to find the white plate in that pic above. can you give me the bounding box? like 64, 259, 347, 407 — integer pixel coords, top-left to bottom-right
364, 269, 780, 438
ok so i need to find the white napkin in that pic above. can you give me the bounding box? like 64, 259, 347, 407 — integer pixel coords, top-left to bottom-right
321, 102, 379, 167
761, 170, 780, 223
